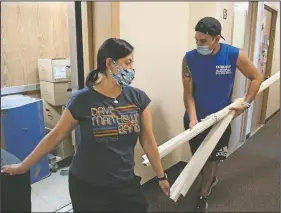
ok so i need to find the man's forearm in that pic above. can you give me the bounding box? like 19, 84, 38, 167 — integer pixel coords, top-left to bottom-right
244, 78, 262, 103
184, 93, 197, 121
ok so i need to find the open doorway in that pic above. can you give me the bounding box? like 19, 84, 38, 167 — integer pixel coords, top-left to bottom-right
229, 1, 250, 152
260, 5, 278, 123
229, 2, 279, 152
250, 4, 278, 133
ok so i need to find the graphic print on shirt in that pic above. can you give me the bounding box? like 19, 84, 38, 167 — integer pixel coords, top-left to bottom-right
91, 105, 140, 143
215, 65, 232, 75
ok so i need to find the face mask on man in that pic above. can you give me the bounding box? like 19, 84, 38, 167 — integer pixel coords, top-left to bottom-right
196, 45, 214, 55
108, 60, 135, 87
196, 37, 217, 55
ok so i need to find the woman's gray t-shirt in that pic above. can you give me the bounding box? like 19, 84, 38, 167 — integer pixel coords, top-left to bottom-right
66, 86, 151, 187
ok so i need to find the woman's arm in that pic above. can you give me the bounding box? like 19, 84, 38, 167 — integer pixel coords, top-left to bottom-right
139, 107, 165, 178
2, 108, 78, 174
139, 106, 170, 196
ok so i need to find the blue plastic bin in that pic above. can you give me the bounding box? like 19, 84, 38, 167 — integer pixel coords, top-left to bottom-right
1, 95, 50, 183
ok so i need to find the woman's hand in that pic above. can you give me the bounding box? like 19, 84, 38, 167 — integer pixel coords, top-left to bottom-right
158, 179, 170, 196
1, 163, 29, 176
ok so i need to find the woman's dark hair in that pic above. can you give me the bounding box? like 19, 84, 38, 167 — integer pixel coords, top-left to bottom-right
85, 38, 134, 87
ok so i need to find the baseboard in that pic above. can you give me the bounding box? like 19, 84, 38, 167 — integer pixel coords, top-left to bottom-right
265, 109, 280, 123
246, 110, 280, 140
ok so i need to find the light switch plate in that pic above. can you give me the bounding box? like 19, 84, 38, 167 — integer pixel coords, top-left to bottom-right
223, 9, 227, 19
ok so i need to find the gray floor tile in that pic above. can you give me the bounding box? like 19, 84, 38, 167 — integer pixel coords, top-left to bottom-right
31, 167, 71, 212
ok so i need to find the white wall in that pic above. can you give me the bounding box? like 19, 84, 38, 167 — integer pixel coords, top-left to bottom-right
229, 3, 249, 152
187, 2, 217, 49
215, 2, 234, 43
232, 6, 248, 47
265, 2, 280, 119
120, 2, 190, 183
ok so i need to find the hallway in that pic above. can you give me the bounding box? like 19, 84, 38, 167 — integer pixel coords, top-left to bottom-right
143, 113, 280, 212
207, 113, 280, 212
49, 113, 280, 213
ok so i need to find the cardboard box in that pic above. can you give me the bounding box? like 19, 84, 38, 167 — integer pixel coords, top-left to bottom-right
38, 58, 71, 83
43, 101, 65, 128
40, 81, 72, 106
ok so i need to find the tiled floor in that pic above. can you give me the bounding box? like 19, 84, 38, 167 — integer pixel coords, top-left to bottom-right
31, 167, 71, 212
55, 203, 73, 212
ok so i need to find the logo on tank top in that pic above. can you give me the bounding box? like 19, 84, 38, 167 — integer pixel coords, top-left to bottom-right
215, 65, 232, 75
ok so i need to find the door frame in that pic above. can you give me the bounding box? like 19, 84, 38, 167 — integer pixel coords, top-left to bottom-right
259, 4, 278, 124
240, 2, 279, 140
239, 1, 259, 142
68, 2, 120, 150
92, 2, 120, 68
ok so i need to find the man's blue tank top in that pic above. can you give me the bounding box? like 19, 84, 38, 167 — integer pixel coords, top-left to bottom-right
184, 43, 239, 121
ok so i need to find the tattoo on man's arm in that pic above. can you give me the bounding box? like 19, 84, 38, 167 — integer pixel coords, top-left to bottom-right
182, 57, 192, 78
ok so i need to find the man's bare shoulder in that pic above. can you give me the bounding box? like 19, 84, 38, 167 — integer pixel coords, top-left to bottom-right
182, 55, 192, 78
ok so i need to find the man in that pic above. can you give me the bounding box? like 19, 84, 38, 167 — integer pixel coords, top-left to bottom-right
182, 17, 262, 212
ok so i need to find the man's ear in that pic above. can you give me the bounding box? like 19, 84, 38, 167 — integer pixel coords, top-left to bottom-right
215, 35, 221, 43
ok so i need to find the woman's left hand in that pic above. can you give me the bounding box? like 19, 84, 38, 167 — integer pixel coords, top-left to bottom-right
158, 180, 170, 196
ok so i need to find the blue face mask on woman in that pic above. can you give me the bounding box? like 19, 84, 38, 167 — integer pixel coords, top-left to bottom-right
109, 61, 135, 87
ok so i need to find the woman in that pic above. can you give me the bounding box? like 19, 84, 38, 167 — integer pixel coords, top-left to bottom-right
1, 38, 170, 212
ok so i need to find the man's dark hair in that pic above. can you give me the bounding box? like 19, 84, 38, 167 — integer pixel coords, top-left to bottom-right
195, 17, 225, 40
